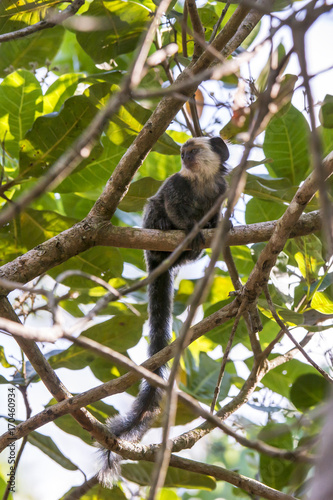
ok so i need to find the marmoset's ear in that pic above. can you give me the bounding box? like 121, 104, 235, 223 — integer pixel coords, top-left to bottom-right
209, 136, 229, 162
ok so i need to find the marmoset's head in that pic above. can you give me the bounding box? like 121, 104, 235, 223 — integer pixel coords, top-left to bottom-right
180, 136, 229, 177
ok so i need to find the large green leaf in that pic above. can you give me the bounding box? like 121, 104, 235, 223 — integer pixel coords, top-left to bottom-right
0, 208, 75, 263
85, 82, 180, 154
245, 197, 286, 224
245, 173, 296, 204
27, 431, 78, 470
20, 94, 103, 178
0, 0, 61, 32
48, 246, 124, 286
43, 73, 84, 114
119, 177, 162, 212
56, 138, 125, 194
290, 373, 329, 411
76, 0, 150, 63
181, 351, 232, 406
263, 105, 311, 184
259, 423, 294, 490
261, 359, 318, 398
19, 208, 76, 248
0, 25, 65, 77
230, 245, 254, 276
122, 461, 216, 490
48, 314, 145, 370
0, 70, 43, 158
138, 150, 181, 180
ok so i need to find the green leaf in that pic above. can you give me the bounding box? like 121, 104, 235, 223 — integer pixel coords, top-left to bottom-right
290, 373, 329, 411
245, 173, 296, 204
261, 359, 319, 398
139, 151, 181, 180
245, 197, 286, 224
181, 352, 231, 406
122, 461, 216, 490
311, 290, 333, 314
48, 246, 124, 286
119, 177, 162, 212
19, 95, 103, 178
48, 314, 145, 370
0, 208, 75, 263
263, 105, 311, 184
56, 138, 125, 194
319, 94, 333, 128
85, 82, 180, 155
0, 0, 61, 32
259, 423, 294, 490
256, 43, 286, 93
49, 398, 118, 444
27, 431, 78, 470
293, 235, 324, 283
0, 346, 16, 368
19, 208, 76, 248
76, 0, 150, 63
0, 25, 65, 77
43, 73, 84, 114
230, 246, 254, 276
61, 484, 126, 500
0, 70, 43, 158
321, 126, 333, 156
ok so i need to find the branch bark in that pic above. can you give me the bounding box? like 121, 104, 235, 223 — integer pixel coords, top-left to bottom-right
0, 210, 322, 294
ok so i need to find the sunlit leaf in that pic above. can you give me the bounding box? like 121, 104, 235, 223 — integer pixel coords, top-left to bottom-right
20, 95, 103, 178
0, 70, 42, 158
76, 0, 150, 63
311, 290, 333, 314
0, 0, 62, 32
43, 73, 84, 114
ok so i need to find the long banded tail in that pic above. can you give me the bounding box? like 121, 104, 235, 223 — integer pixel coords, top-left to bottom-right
99, 266, 174, 485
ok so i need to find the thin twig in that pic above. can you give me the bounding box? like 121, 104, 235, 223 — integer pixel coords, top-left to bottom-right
186, 0, 205, 60
209, 1, 231, 43
210, 301, 246, 412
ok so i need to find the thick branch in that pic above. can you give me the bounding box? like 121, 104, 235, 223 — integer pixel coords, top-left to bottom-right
0, 211, 322, 294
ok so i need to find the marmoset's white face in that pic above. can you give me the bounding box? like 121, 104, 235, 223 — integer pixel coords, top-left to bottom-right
180, 138, 222, 179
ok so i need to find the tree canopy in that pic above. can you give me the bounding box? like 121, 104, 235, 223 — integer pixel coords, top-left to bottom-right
0, 0, 332, 499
